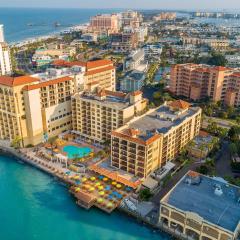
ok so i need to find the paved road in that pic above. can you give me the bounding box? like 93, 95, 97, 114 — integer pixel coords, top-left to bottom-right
203, 116, 236, 129
215, 141, 233, 177
151, 162, 201, 205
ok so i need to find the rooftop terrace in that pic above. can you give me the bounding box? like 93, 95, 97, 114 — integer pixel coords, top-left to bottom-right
163, 172, 240, 232
74, 90, 141, 110
118, 102, 200, 141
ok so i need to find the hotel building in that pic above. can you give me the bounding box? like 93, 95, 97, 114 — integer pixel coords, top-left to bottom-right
0, 59, 116, 146
89, 14, 119, 34
0, 25, 12, 76
160, 171, 240, 240
111, 100, 201, 178
170, 63, 240, 107
71, 90, 148, 144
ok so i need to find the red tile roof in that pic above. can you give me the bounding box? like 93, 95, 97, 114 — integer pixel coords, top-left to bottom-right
105, 90, 126, 98
169, 100, 190, 110
84, 66, 115, 76
24, 76, 73, 90
0, 75, 39, 87
86, 59, 113, 70
130, 90, 142, 96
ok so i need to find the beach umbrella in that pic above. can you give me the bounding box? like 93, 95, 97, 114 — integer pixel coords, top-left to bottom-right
105, 185, 111, 191
75, 180, 81, 185
89, 187, 95, 192
97, 198, 103, 203
98, 175, 104, 180
99, 191, 105, 196
75, 187, 80, 192
90, 176, 96, 181
116, 184, 122, 189
103, 177, 108, 182
74, 175, 80, 180
112, 181, 117, 186
82, 177, 87, 182
98, 185, 104, 190
107, 202, 113, 208
95, 182, 101, 187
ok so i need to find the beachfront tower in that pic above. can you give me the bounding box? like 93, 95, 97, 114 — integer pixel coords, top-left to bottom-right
0, 24, 12, 76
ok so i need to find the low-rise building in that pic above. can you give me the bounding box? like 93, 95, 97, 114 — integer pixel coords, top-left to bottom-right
124, 49, 145, 71
182, 37, 229, 50
160, 171, 240, 240
111, 100, 201, 178
187, 131, 218, 159
226, 54, 240, 68
71, 90, 148, 143
120, 70, 145, 92
143, 43, 162, 59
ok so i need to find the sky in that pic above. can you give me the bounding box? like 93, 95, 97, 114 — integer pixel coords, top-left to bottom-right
0, 0, 240, 10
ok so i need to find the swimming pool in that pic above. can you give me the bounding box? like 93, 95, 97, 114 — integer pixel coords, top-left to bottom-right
63, 145, 92, 159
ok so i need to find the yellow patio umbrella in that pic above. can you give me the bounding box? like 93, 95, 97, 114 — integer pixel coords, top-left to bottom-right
90, 176, 96, 181
75, 187, 80, 192
95, 182, 101, 187
97, 198, 104, 203
103, 177, 108, 182
82, 177, 87, 182
116, 184, 122, 189
74, 175, 80, 180
99, 191, 105, 196
98, 185, 104, 190
107, 202, 113, 208
89, 187, 95, 192
112, 181, 117, 186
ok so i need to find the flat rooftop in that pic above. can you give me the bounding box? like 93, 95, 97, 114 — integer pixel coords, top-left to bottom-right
120, 103, 200, 138
163, 172, 240, 232
75, 91, 131, 110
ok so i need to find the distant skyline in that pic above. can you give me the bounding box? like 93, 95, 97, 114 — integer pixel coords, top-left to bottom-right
1, 0, 240, 11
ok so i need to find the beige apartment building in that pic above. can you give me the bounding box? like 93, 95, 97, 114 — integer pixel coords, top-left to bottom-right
182, 37, 229, 50
160, 171, 240, 240
89, 14, 119, 34
0, 76, 39, 146
111, 100, 201, 178
0, 59, 116, 146
170, 63, 240, 107
72, 90, 148, 143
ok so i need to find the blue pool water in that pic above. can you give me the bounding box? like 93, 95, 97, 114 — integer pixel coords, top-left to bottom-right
0, 154, 171, 240
63, 145, 92, 159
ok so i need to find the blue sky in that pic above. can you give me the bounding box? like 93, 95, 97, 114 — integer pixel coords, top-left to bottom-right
0, 0, 240, 10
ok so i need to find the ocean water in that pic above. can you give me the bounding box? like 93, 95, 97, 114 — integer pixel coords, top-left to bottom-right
0, 155, 170, 240
0, 8, 120, 43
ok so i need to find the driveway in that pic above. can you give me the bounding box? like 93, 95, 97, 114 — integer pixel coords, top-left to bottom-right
215, 141, 233, 178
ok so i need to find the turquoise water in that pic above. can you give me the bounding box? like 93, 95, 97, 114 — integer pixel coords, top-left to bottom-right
0, 154, 171, 240
0, 8, 121, 43
63, 145, 92, 159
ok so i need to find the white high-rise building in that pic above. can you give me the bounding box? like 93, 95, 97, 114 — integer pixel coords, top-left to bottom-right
0, 24, 12, 76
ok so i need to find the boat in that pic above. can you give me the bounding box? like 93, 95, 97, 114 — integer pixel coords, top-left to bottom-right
54, 22, 61, 27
